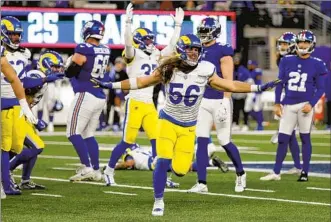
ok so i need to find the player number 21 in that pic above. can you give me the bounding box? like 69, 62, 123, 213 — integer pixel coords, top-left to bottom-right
288, 72, 307, 92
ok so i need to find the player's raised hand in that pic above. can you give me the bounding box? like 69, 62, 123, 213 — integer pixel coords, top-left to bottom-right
258, 79, 282, 92
126, 3, 133, 23
302, 103, 313, 114
171, 7, 184, 26
91, 78, 113, 89
35, 119, 48, 131
45, 73, 65, 83
274, 104, 283, 117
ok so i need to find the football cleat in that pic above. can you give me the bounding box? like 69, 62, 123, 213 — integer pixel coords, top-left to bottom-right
92, 170, 102, 181
270, 132, 279, 144
103, 166, 117, 186
20, 181, 46, 190
10, 171, 19, 190
235, 173, 246, 192
47, 122, 54, 133
241, 125, 249, 132
285, 167, 301, 175
4, 185, 21, 195
212, 156, 229, 173
187, 183, 208, 193
152, 198, 164, 216
166, 177, 180, 188
1, 184, 6, 199
297, 171, 308, 182
69, 166, 94, 182
260, 173, 281, 181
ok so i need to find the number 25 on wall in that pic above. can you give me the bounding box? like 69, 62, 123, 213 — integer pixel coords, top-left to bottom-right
28, 12, 59, 44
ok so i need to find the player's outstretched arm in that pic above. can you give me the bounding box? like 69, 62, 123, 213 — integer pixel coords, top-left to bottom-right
1, 57, 37, 124
209, 73, 281, 93
161, 7, 184, 56
91, 69, 162, 90
124, 3, 135, 60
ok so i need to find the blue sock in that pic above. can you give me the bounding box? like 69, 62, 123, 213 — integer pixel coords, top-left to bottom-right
1, 151, 11, 190
22, 149, 42, 181
68, 135, 91, 167
196, 137, 209, 183
85, 137, 99, 170
49, 113, 54, 123
223, 142, 244, 173
273, 133, 291, 174
191, 161, 198, 172
250, 111, 257, 121
300, 133, 312, 173
289, 131, 301, 169
109, 140, 133, 168
153, 158, 171, 199
150, 139, 156, 158
256, 111, 264, 127
37, 110, 43, 120
99, 111, 106, 127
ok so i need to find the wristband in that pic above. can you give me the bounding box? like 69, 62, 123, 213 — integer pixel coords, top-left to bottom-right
113, 82, 121, 89
250, 85, 259, 92
129, 78, 138, 89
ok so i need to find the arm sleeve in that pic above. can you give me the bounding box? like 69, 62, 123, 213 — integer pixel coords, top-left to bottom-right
309, 62, 328, 106
275, 59, 286, 104
161, 25, 181, 57
124, 21, 135, 59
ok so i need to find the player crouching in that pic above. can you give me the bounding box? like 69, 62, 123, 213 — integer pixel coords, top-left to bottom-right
9, 51, 64, 190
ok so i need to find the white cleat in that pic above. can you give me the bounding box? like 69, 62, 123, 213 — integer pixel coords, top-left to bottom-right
47, 122, 54, 133
69, 166, 94, 182
92, 169, 102, 181
1, 183, 6, 199
103, 166, 116, 186
284, 167, 301, 175
187, 183, 208, 193
260, 173, 281, 181
270, 132, 279, 144
166, 177, 180, 188
241, 125, 249, 132
232, 123, 240, 131
235, 173, 246, 192
152, 199, 164, 216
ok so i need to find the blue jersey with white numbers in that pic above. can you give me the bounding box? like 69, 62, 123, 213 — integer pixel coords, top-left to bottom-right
201, 43, 234, 99
277, 55, 328, 105
71, 43, 110, 99
235, 65, 251, 82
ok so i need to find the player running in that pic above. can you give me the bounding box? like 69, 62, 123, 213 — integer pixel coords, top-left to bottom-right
9, 51, 64, 190
260, 30, 328, 182
1, 16, 39, 195
64, 20, 110, 181
92, 33, 280, 216
102, 3, 184, 186
267, 32, 302, 176
188, 17, 246, 194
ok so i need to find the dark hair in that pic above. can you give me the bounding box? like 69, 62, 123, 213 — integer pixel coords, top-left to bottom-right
156, 55, 182, 84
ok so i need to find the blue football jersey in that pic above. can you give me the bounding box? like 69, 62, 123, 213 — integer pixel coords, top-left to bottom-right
250, 68, 262, 85
201, 43, 234, 99
235, 65, 251, 82
277, 55, 328, 105
71, 43, 110, 99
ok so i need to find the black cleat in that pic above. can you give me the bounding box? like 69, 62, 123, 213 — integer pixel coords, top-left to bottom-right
297, 171, 308, 182
20, 181, 46, 190
212, 156, 229, 173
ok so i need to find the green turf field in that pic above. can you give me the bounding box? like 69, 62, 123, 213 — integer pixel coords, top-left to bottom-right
2, 132, 330, 222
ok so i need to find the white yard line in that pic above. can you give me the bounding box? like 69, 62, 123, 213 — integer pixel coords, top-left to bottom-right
245, 188, 275, 193
52, 167, 77, 171
14, 175, 330, 207
103, 191, 137, 196
306, 187, 331, 191
31, 193, 63, 198
232, 139, 330, 147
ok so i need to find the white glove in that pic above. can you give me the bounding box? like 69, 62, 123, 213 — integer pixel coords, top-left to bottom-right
171, 7, 184, 26
126, 3, 133, 23
19, 99, 38, 124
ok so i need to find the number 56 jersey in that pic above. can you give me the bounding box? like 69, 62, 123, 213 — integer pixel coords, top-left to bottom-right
159, 61, 216, 127
278, 55, 328, 105
124, 48, 160, 103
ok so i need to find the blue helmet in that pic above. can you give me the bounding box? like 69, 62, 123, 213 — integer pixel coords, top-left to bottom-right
81, 20, 105, 41
277, 32, 296, 55
132, 28, 155, 54
38, 50, 64, 75
296, 30, 316, 55
1, 16, 23, 49
176, 34, 202, 66
197, 17, 221, 44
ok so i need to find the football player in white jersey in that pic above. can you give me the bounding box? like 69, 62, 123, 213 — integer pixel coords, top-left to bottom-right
102, 3, 184, 186
1, 16, 39, 195
92, 34, 280, 216
9, 51, 64, 190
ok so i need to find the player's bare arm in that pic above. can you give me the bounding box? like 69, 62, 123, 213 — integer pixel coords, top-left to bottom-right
220, 56, 234, 98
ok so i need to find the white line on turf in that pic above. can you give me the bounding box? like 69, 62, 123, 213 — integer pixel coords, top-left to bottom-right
14, 175, 330, 207
31, 193, 63, 198
306, 187, 331, 191
103, 191, 137, 196
52, 167, 77, 171
245, 188, 275, 193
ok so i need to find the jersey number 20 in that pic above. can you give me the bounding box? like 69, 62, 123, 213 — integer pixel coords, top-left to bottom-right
169, 83, 200, 107
288, 72, 307, 92
92, 55, 109, 79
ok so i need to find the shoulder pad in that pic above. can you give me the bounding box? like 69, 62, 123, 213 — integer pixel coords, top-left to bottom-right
198, 61, 216, 77
218, 42, 232, 48
311, 57, 322, 62
16, 47, 31, 59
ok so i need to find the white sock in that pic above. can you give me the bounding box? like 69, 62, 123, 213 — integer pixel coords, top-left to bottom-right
209, 159, 214, 166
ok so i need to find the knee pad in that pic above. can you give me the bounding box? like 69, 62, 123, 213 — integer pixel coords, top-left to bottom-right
278, 133, 291, 144
171, 162, 189, 177
218, 137, 230, 146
